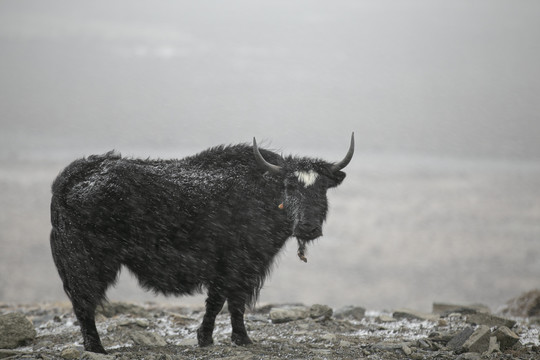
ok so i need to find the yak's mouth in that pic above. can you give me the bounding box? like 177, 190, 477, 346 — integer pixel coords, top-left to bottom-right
294, 227, 323, 242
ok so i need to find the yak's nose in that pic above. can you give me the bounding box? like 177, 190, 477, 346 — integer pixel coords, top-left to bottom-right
295, 222, 323, 240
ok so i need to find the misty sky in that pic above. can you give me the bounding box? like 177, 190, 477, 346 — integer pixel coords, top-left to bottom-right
1, 0, 539, 160
1, 1, 540, 310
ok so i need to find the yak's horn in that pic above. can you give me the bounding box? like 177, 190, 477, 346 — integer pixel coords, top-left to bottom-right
330, 132, 355, 172
253, 138, 282, 173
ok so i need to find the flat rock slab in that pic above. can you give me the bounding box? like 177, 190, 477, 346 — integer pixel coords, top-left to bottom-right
334, 306, 366, 320
466, 313, 516, 328
447, 327, 475, 350
462, 325, 491, 353
310, 304, 333, 319
432, 303, 490, 315
80, 351, 116, 360
98, 302, 150, 318
269, 306, 309, 324
128, 330, 167, 347
393, 308, 440, 322
486, 336, 501, 355
0, 312, 36, 349
493, 326, 520, 350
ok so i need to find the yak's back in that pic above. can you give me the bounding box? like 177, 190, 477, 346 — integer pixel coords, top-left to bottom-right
51, 144, 282, 216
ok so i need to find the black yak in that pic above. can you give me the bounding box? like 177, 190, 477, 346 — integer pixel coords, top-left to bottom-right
50, 134, 354, 353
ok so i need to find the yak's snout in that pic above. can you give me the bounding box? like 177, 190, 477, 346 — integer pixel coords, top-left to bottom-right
294, 220, 323, 241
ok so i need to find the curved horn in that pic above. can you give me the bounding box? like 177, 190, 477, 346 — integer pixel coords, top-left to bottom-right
331, 132, 355, 172
253, 138, 282, 174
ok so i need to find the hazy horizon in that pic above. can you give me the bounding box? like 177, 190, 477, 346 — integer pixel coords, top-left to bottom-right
1, 1, 539, 311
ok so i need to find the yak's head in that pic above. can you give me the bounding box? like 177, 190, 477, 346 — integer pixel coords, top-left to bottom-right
253, 133, 354, 248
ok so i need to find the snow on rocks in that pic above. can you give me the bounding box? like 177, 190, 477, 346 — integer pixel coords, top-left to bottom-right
1, 292, 540, 359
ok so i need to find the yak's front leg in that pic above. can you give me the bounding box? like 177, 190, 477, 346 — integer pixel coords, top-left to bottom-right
197, 289, 226, 347
228, 295, 253, 346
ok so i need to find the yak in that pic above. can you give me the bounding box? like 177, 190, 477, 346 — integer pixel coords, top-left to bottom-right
50, 134, 354, 353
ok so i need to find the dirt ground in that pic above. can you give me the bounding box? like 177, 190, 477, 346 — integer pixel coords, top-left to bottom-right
1, 299, 539, 360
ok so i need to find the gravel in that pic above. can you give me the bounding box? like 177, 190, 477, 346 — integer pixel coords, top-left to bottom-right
1, 298, 539, 360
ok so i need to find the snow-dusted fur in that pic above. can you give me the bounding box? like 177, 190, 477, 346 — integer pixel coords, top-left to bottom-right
50, 143, 347, 353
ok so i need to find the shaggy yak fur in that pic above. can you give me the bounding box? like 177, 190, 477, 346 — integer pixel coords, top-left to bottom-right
50, 135, 354, 353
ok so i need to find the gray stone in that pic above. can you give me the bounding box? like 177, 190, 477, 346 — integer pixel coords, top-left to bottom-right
0, 312, 36, 349
377, 314, 396, 323
447, 327, 475, 350
177, 338, 198, 346
456, 353, 481, 360
417, 339, 432, 349
372, 342, 403, 351
269, 306, 309, 323
80, 351, 115, 360
466, 313, 516, 328
334, 305, 366, 320
0, 349, 21, 358
60, 346, 82, 359
401, 344, 413, 355
484, 336, 500, 355
309, 304, 333, 319
493, 326, 520, 350
462, 325, 491, 353
169, 313, 194, 325
320, 333, 337, 342
129, 330, 167, 346
432, 303, 490, 315
98, 302, 149, 318
392, 308, 439, 322
220, 355, 255, 360
245, 314, 268, 323
118, 319, 150, 328
135, 319, 150, 328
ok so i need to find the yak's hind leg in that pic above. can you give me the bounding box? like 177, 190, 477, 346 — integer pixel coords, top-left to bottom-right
64, 263, 119, 353
228, 294, 253, 346
51, 229, 120, 353
71, 297, 106, 354
197, 288, 226, 347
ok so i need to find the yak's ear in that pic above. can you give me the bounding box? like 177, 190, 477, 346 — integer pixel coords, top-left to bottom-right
327, 170, 346, 188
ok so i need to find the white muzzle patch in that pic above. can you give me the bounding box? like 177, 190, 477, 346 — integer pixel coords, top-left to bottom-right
294, 170, 319, 188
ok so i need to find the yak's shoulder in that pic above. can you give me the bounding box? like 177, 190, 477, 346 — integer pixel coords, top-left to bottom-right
184, 143, 282, 170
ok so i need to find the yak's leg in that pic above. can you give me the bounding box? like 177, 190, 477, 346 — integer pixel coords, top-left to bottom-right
51, 230, 118, 354
228, 295, 253, 346
72, 300, 106, 354
61, 260, 118, 354
197, 289, 226, 347
65, 270, 119, 354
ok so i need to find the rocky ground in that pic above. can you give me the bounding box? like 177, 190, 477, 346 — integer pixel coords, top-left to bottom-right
1, 291, 540, 360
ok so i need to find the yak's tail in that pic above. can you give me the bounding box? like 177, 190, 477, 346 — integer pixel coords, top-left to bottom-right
50, 150, 121, 304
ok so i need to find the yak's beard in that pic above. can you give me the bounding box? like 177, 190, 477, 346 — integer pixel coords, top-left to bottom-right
296, 238, 308, 263
294, 230, 322, 263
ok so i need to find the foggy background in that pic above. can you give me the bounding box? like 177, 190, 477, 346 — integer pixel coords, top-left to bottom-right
1, 0, 539, 312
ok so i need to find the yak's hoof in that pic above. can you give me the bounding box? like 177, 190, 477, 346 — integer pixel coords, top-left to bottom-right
231, 333, 253, 346
197, 328, 214, 347
85, 344, 107, 354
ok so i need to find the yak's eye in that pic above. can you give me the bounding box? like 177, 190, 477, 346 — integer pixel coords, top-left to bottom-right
285, 181, 298, 192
